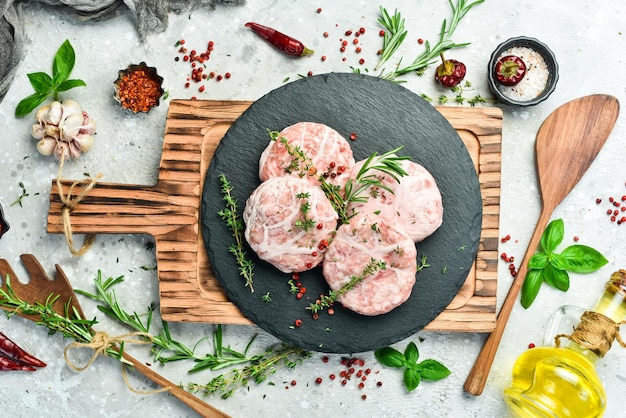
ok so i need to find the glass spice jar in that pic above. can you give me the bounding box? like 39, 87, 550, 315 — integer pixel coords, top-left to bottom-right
504, 270, 626, 418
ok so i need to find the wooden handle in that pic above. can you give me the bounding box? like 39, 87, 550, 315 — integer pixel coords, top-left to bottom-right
121, 352, 230, 418
463, 207, 552, 395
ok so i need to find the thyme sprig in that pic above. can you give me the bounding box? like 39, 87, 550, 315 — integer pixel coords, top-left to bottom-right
218, 174, 255, 292
11, 182, 30, 207
76, 272, 263, 373
378, 0, 485, 81
0, 274, 129, 364
187, 344, 311, 399
308, 258, 387, 315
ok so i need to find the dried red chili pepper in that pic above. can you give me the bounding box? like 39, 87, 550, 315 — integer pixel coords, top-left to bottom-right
1, 355, 36, 371
434, 53, 466, 88
495, 55, 526, 86
245, 22, 314, 57
0, 331, 46, 368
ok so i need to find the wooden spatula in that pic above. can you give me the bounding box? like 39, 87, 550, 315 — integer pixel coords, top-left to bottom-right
463, 94, 620, 395
0, 254, 229, 418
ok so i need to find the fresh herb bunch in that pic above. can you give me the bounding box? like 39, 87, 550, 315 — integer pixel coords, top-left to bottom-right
377, 1, 484, 81
308, 258, 387, 315
76, 272, 264, 373
15, 39, 86, 117
0, 275, 129, 364
218, 174, 255, 292
421, 80, 489, 107
521, 219, 608, 308
375, 341, 451, 392
187, 344, 311, 399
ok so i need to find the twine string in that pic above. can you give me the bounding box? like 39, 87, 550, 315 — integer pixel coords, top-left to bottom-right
56, 155, 103, 256
555, 310, 626, 357
64, 331, 171, 395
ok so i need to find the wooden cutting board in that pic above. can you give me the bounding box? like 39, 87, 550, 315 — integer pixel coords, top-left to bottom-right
47, 100, 502, 332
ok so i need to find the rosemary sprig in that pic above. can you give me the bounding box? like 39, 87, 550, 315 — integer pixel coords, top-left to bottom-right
218, 174, 255, 292
324, 146, 409, 223
379, 0, 484, 80
375, 7, 408, 71
0, 274, 128, 364
308, 258, 387, 315
76, 272, 263, 372
187, 344, 311, 399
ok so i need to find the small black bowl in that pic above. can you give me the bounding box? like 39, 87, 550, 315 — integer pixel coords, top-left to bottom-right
487, 36, 559, 106
0, 203, 9, 241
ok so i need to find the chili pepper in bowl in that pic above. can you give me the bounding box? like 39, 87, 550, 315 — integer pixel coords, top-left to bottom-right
434, 53, 466, 88
245, 22, 314, 57
0, 331, 46, 369
495, 55, 526, 86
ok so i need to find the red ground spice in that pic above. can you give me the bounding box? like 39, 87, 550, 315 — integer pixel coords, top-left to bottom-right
116, 69, 162, 113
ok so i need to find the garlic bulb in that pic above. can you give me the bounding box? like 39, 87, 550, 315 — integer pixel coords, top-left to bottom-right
31, 100, 96, 160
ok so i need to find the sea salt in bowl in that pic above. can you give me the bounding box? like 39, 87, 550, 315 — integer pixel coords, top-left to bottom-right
488, 36, 558, 106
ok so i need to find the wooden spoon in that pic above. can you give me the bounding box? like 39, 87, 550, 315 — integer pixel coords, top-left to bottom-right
0, 254, 229, 418
464, 94, 620, 395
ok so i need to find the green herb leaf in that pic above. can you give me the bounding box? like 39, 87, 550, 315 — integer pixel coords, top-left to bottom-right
560, 245, 609, 273
521, 269, 543, 309
376, 341, 450, 392
521, 219, 607, 308
374, 346, 406, 368
15, 92, 48, 117
404, 341, 419, 364
417, 359, 451, 381
543, 263, 570, 291
15, 39, 84, 117
540, 218, 564, 253
528, 252, 548, 269
52, 39, 76, 85
404, 368, 421, 392
27, 72, 53, 92
56, 79, 87, 92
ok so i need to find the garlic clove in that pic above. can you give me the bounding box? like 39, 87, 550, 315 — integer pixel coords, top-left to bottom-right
37, 137, 57, 156
74, 134, 94, 152
31, 123, 45, 140
59, 111, 84, 141
42, 101, 63, 125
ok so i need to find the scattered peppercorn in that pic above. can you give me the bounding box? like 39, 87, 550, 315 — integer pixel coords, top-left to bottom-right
528, 343, 536, 349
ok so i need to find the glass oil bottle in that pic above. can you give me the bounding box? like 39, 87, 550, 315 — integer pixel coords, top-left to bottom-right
503, 269, 626, 417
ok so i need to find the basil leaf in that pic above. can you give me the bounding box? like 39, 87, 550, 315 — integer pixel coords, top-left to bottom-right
528, 253, 548, 270
404, 368, 421, 392
27, 72, 53, 93
560, 245, 608, 273
521, 269, 543, 309
52, 39, 75, 86
56, 79, 86, 92
548, 252, 567, 270
15, 92, 48, 117
540, 219, 564, 253
374, 347, 405, 368
404, 341, 419, 365
543, 263, 570, 291
417, 359, 451, 381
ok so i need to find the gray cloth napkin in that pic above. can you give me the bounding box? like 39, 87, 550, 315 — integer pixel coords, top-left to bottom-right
0, 0, 245, 103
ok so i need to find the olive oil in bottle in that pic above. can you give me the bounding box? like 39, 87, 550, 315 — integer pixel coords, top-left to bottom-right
503, 270, 626, 418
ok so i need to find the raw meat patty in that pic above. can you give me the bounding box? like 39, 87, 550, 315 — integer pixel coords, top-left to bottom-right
244, 176, 338, 273
323, 212, 417, 316
259, 122, 355, 188
346, 158, 443, 242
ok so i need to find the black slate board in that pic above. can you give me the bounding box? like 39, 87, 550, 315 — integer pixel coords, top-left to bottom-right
202, 73, 482, 353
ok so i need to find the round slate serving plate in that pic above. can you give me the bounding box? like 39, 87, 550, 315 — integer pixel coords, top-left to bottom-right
202, 73, 482, 353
